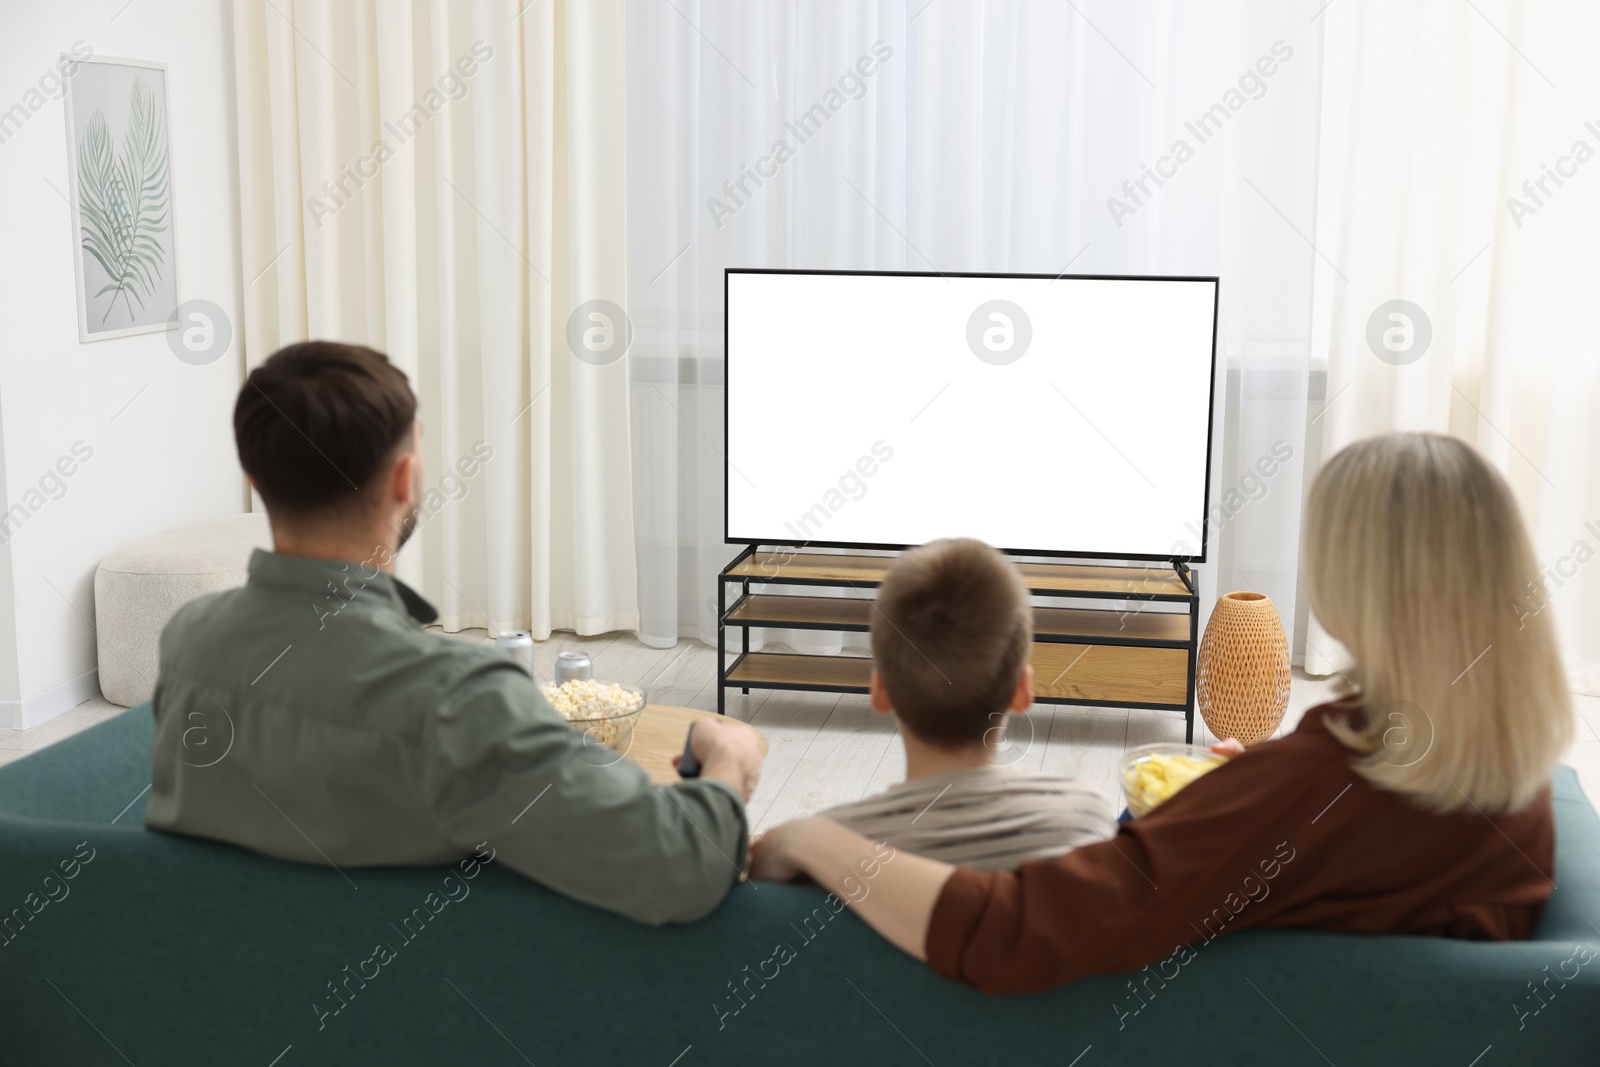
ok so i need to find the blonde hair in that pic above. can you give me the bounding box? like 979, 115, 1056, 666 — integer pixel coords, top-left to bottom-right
1305, 433, 1571, 814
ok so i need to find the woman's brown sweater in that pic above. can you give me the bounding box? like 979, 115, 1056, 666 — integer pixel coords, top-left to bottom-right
925, 703, 1555, 994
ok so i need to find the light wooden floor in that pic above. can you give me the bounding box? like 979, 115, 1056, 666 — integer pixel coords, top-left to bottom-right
13, 629, 1597, 833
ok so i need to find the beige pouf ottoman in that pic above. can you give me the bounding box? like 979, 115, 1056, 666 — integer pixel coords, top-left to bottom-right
94, 512, 273, 707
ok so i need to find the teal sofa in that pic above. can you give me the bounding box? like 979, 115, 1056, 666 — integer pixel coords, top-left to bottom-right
2, 706, 1597, 1066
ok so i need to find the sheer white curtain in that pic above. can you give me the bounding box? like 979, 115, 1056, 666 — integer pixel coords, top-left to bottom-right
228, 0, 1598, 696
232, 0, 639, 637
1304, 0, 1600, 694
625, 0, 1324, 655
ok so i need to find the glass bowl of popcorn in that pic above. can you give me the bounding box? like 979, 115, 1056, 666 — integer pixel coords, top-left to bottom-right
540, 679, 647, 751
1120, 742, 1227, 818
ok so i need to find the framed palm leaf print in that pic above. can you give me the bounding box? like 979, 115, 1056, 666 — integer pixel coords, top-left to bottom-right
63, 56, 179, 342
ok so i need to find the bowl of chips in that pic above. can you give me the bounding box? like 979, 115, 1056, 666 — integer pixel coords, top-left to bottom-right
540, 679, 646, 751
1120, 742, 1227, 818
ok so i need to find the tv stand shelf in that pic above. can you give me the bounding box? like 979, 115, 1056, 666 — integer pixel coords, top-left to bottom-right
716, 546, 1201, 740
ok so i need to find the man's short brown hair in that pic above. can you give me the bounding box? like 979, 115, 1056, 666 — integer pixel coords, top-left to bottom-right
871, 538, 1033, 746
234, 341, 416, 520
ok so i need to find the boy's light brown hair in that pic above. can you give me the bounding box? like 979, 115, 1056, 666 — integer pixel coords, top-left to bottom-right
871, 538, 1033, 746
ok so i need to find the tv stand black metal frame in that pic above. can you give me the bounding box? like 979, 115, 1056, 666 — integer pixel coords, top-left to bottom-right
714, 545, 1200, 742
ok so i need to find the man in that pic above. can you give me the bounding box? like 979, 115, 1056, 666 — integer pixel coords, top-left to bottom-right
147, 340, 764, 924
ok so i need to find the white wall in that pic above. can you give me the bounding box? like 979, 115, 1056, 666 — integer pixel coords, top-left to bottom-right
0, 0, 245, 724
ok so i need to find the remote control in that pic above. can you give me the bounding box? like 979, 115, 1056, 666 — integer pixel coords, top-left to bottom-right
677, 724, 701, 778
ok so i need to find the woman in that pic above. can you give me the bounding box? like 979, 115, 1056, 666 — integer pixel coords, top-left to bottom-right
750, 433, 1573, 993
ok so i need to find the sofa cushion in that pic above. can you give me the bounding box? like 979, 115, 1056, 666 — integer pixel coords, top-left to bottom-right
0, 707, 1595, 1066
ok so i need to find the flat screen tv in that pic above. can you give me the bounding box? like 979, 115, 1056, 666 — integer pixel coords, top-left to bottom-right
724, 269, 1219, 562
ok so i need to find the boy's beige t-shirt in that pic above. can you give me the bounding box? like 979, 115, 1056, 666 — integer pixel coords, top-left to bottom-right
820, 766, 1116, 872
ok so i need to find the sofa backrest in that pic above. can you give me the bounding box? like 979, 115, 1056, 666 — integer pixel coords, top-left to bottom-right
1, 707, 1596, 1066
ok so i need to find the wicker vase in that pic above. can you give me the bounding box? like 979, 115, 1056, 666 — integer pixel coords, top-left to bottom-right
1197, 591, 1291, 745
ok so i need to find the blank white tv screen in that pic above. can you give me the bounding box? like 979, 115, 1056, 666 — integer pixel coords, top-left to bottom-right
724, 270, 1218, 560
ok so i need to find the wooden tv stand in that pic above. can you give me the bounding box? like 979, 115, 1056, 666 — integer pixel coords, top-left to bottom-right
715, 546, 1200, 741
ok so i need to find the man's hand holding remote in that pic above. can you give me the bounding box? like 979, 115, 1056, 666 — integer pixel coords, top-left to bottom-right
677, 716, 763, 802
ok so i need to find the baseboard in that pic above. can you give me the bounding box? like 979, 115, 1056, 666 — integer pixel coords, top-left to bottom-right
0, 668, 101, 730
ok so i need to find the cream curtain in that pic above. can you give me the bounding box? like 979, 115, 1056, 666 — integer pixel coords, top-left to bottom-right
232, 0, 638, 637
1304, 0, 1600, 695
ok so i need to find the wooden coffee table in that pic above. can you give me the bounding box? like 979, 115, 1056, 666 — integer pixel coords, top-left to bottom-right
625, 704, 768, 785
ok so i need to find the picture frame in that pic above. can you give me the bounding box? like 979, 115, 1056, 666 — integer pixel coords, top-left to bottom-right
62, 55, 180, 342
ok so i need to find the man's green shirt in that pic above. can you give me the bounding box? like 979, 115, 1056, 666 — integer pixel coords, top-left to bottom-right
147, 550, 748, 924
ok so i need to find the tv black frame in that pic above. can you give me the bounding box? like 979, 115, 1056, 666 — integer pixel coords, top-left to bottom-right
722, 267, 1221, 564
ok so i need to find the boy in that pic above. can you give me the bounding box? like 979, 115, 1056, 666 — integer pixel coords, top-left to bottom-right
819, 538, 1115, 870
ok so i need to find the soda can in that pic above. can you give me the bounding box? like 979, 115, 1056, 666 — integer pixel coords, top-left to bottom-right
554, 650, 593, 684
495, 631, 534, 675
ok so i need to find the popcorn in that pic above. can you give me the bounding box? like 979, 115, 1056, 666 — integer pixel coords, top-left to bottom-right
540, 679, 642, 747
